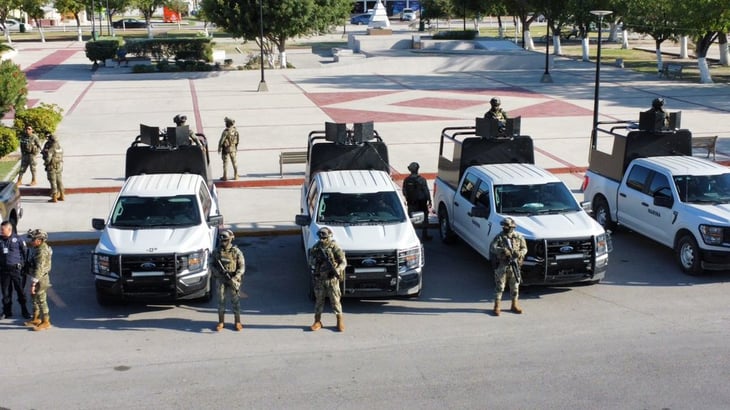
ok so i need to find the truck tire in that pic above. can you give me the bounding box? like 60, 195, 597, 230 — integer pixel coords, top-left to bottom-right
676, 234, 703, 275
593, 196, 615, 231
438, 206, 457, 244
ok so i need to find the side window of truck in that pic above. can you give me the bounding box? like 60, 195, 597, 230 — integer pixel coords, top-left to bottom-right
460, 173, 478, 202
626, 165, 651, 193
198, 183, 211, 216
475, 180, 491, 209
307, 182, 319, 215
648, 172, 671, 198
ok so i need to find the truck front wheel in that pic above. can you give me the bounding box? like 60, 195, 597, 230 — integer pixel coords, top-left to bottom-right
676, 234, 703, 275
593, 196, 615, 231
438, 206, 457, 244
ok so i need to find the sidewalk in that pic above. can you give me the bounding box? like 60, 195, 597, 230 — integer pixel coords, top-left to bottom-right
7, 36, 730, 244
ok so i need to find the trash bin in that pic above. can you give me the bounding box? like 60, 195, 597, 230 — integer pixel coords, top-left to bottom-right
19, 23, 26, 33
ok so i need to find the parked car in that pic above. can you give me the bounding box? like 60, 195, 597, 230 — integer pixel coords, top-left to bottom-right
350, 13, 371, 25
1, 18, 33, 32
112, 18, 148, 29
400, 8, 416, 21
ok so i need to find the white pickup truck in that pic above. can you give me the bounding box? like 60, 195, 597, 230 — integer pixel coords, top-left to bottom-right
91, 124, 223, 304
434, 121, 610, 285
295, 123, 425, 298
583, 119, 730, 275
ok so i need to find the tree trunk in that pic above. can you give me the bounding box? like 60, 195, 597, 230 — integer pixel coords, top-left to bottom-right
553, 34, 562, 55
698, 57, 713, 83
679, 36, 689, 59
608, 23, 618, 42
581, 37, 590, 62
621, 29, 629, 49
655, 49, 663, 74
718, 32, 728, 66
696, 31, 718, 83
524, 30, 535, 51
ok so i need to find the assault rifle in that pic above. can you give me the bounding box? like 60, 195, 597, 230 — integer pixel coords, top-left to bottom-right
319, 247, 341, 280
503, 236, 522, 283
216, 259, 239, 290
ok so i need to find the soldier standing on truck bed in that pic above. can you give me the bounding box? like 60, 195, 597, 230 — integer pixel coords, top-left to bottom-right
489, 217, 527, 316
309, 227, 347, 332
212, 229, 245, 331
484, 97, 508, 125
217, 117, 239, 181
41, 133, 64, 203
16, 125, 42, 186
403, 162, 432, 240
645, 97, 670, 130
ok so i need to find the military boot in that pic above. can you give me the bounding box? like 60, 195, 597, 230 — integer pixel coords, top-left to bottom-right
57, 192, 65, 201
48, 194, 58, 203
24, 311, 41, 327
16, 176, 22, 186
510, 298, 523, 314
221, 171, 228, 181
234, 312, 242, 331
493, 300, 501, 316
33, 315, 51, 331
2, 304, 11, 319
336, 314, 345, 332
310, 314, 322, 331
30, 178, 37, 186
215, 313, 225, 331
232, 166, 239, 180
21, 304, 31, 320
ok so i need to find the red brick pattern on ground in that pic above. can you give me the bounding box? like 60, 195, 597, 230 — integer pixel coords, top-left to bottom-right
305, 91, 398, 106
444, 88, 536, 98
511, 100, 594, 118
391, 97, 485, 110
321, 107, 457, 123
27, 81, 66, 92
24, 50, 79, 80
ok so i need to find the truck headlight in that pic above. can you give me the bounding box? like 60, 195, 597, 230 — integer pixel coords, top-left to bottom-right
595, 233, 610, 255
186, 250, 206, 272
398, 245, 423, 273
93, 253, 111, 275
699, 225, 724, 245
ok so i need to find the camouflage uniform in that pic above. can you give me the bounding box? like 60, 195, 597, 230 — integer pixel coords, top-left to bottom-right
217, 118, 239, 181
211, 230, 245, 331
489, 218, 527, 315
17, 127, 42, 185
25, 229, 53, 330
403, 162, 432, 240
41, 136, 64, 202
308, 228, 347, 331
485, 96, 508, 125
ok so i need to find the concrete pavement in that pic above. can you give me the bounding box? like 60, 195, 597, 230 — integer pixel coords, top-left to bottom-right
5, 31, 730, 244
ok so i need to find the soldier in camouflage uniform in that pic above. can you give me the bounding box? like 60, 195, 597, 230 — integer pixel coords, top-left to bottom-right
489, 217, 527, 316
212, 229, 245, 331
16, 125, 43, 186
484, 97, 508, 125
24, 229, 53, 331
41, 133, 64, 203
173, 114, 207, 148
217, 117, 239, 181
308, 227, 347, 332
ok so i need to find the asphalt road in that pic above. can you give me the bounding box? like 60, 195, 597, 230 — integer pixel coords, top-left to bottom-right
1, 230, 729, 409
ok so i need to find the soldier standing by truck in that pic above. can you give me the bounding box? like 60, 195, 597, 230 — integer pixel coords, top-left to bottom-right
41, 133, 64, 203
17, 125, 42, 186
309, 227, 347, 332
217, 117, 239, 181
25, 229, 53, 331
489, 217, 527, 316
212, 230, 245, 331
403, 162, 432, 240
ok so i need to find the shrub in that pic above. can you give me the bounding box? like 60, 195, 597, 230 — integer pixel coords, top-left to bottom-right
0, 126, 19, 159
125, 38, 213, 62
85, 39, 122, 63
0, 60, 28, 119
433, 30, 478, 40
13, 103, 64, 139
132, 65, 156, 73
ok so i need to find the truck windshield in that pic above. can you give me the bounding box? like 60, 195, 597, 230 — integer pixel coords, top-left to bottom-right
110, 195, 201, 228
674, 174, 730, 204
316, 192, 406, 224
494, 182, 580, 215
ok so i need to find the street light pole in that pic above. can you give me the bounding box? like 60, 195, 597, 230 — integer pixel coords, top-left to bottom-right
541, 17, 552, 83
589, 10, 612, 150
91, 0, 96, 40
257, 0, 268, 92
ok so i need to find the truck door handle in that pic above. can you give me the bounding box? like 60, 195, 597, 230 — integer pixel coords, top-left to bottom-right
454, 202, 459, 207
619, 193, 627, 198
641, 202, 648, 207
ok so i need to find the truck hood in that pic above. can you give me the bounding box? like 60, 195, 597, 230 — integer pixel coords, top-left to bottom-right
325, 223, 419, 251
683, 203, 730, 225
512, 211, 605, 239
95, 226, 211, 254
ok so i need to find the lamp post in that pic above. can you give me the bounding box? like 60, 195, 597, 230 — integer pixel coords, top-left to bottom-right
257, 0, 268, 92
541, 17, 552, 83
589, 10, 611, 150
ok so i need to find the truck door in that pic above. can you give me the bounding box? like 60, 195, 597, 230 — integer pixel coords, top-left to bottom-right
469, 179, 496, 259
453, 172, 479, 242
643, 171, 676, 246
617, 164, 651, 233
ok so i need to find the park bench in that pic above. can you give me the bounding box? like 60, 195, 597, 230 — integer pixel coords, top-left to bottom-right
279, 151, 307, 177
691, 135, 718, 160
661, 63, 684, 80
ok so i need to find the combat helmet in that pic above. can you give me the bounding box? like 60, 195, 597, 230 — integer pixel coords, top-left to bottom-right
317, 227, 333, 240
174, 114, 188, 126
652, 98, 665, 109
224, 117, 235, 127
490, 97, 501, 107
500, 217, 516, 229
219, 229, 234, 242
27, 228, 48, 241
407, 162, 420, 173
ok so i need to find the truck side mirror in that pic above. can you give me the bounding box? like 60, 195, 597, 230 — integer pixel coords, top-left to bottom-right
92, 218, 106, 230
469, 206, 490, 218
295, 214, 312, 226
580, 201, 592, 214
409, 211, 425, 224
653, 195, 673, 208
207, 214, 224, 226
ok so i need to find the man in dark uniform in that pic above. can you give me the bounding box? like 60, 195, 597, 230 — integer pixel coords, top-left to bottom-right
309, 227, 347, 332
211, 229, 245, 331
489, 217, 527, 316
403, 162, 432, 240
0, 221, 30, 320
645, 97, 670, 129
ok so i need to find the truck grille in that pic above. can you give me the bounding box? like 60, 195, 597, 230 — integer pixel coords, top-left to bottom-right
118, 254, 180, 294
523, 238, 595, 282
343, 250, 398, 295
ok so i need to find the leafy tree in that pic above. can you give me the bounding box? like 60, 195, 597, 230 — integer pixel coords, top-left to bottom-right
54, 0, 88, 41
22, 0, 47, 42
622, 0, 681, 73
131, 0, 166, 38
0, 0, 24, 43
0, 60, 27, 119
